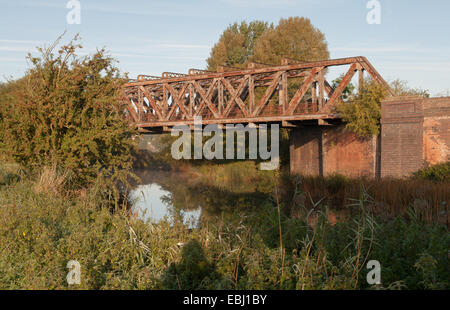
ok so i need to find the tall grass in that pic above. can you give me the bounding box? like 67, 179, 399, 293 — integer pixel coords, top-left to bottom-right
286, 174, 449, 225
0, 166, 448, 290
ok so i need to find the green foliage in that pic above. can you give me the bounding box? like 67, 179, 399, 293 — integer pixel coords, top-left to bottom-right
251, 17, 329, 65
337, 79, 388, 137
0, 172, 448, 290
207, 21, 272, 71
414, 162, 450, 182
0, 35, 137, 188
207, 17, 329, 71
371, 217, 449, 289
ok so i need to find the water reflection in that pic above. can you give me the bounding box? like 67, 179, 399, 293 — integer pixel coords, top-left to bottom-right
129, 169, 275, 227
129, 178, 202, 228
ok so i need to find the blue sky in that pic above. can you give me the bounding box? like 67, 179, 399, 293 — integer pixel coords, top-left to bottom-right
1, 0, 449, 96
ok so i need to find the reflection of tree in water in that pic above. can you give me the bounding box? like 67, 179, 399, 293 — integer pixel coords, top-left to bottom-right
163, 180, 273, 223
134, 169, 278, 224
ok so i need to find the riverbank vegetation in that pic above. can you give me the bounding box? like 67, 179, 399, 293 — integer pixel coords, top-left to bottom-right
0, 163, 448, 289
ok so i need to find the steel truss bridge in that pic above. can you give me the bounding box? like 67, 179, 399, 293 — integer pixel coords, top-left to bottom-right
122, 56, 394, 132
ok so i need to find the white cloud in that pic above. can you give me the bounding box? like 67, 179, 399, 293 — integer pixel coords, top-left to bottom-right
0, 57, 25, 62
0, 39, 43, 44
156, 44, 210, 49
331, 45, 450, 54
0, 46, 32, 52
331, 46, 411, 53
383, 62, 450, 73
220, 0, 301, 8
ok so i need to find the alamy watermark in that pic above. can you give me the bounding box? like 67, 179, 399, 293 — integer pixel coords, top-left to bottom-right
366, 0, 381, 25
66, 260, 81, 285
66, 0, 81, 25
170, 116, 280, 171
366, 260, 381, 285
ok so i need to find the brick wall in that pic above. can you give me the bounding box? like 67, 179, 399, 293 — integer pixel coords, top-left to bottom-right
290, 125, 376, 177
322, 126, 377, 178
290, 97, 449, 178
423, 97, 450, 164
381, 96, 450, 178
380, 97, 424, 178
290, 126, 322, 176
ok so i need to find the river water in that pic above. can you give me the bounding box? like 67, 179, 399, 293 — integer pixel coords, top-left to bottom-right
129, 169, 275, 227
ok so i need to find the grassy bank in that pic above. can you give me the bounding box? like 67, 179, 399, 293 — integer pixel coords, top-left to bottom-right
0, 164, 448, 290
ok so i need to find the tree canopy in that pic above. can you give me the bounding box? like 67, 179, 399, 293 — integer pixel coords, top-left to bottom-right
207, 17, 329, 70
207, 21, 272, 71
252, 17, 329, 65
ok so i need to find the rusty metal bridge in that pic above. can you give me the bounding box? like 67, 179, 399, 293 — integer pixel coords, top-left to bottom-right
122, 56, 394, 132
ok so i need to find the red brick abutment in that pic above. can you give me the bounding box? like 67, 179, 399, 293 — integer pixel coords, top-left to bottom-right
289, 96, 450, 178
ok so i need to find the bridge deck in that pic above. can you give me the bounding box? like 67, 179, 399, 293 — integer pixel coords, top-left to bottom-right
122, 56, 393, 131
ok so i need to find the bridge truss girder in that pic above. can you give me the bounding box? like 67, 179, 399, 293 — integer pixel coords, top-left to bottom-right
122, 56, 394, 131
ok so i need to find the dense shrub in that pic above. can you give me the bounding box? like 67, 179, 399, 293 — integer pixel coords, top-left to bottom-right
414, 162, 450, 182
337, 79, 388, 137
0, 35, 136, 188
336, 78, 429, 138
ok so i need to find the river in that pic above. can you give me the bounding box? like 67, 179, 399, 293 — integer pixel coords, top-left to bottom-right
129, 168, 277, 228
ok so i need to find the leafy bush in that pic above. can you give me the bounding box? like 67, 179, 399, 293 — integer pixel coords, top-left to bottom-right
0, 35, 136, 188
414, 162, 450, 182
337, 78, 430, 138
337, 79, 388, 137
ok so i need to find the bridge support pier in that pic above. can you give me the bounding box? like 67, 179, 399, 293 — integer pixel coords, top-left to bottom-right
289, 125, 379, 178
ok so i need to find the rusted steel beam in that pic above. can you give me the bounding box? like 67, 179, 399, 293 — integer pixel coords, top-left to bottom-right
137, 74, 161, 81
164, 83, 190, 120
217, 65, 243, 72
138, 86, 164, 119
252, 71, 283, 116
221, 77, 249, 117
188, 68, 214, 75
318, 69, 325, 109
162, 72, 188, 79
281, 57, 306, 65
323, 63, 358, 111
123, 56, 392, 129
356, 56, 394, 96
124, 57, 372, 87
136, 113, 339, 128
247, 61, 274, 69
286, 67, 321, 115
125, 102, 139, 122
192, 79, 220, 118
279, 71, 288, 113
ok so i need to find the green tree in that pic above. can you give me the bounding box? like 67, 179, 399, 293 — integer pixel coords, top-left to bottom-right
206, 21, 272, 71
337, 79, 388, 138
0, 35, 137, 187
252, 17, 329, 65
207, 17, 329, 70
